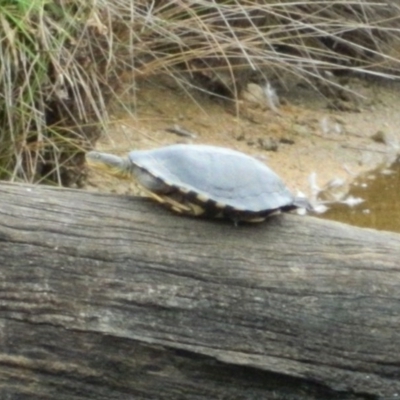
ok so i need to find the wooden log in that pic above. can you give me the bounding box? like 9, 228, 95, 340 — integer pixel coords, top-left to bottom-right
0, 182, 400, 399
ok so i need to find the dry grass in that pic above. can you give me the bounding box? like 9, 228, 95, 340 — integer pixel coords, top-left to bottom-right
1, 0, 400, 185
0, 0, 134, 185
132, 0, 400, 94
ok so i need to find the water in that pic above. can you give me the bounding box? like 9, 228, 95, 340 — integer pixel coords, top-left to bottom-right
320, 158, 400, 233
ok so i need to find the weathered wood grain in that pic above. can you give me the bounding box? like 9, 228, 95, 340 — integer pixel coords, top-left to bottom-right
0, 182, 400, 399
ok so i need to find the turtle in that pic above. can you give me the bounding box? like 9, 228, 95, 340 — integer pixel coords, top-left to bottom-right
86, 144, 310, 222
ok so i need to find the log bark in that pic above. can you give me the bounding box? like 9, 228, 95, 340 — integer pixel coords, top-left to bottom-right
0, 182, 400, 400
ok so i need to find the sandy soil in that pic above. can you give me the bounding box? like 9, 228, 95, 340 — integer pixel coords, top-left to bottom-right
86, 74, 400, 203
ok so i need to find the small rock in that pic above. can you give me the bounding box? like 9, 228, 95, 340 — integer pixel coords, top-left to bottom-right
370, 130, 397, 146
279, 137, 295, 145
258, 137, 279, 152
371, 130, 386, 143
235, 133, 246, 142
241, 83, 266, 107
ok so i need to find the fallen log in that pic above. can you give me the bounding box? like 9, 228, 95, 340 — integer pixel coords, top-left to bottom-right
0, 182, 399, 399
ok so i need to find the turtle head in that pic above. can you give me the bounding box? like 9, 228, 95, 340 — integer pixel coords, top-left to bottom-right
86, 151, 132, 179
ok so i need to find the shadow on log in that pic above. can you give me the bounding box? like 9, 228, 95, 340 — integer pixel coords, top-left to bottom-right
1, 182, 400, 400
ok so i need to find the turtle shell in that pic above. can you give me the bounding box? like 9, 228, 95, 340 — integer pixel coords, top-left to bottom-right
128, 144, 296, 219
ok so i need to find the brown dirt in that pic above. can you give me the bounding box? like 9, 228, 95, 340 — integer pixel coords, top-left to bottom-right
86, 75, 400, 201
